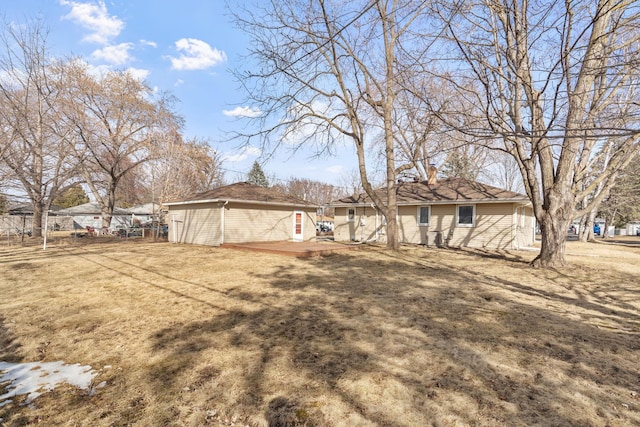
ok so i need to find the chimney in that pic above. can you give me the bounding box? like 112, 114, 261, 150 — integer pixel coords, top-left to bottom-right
427, 164, 438, 185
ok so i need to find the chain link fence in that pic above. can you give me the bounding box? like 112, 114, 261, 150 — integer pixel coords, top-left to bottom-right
0, 214, 167, 246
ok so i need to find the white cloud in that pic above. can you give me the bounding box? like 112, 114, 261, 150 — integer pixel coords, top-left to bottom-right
167, 38, 227, 71
223, 146, 262, 163
60, 0, 124, 45
84, 62, 112, 77
125, 67, 150, 81
91, 42, 133, 65
140, 39, 157, 48
222, 106, 262, 118
71, 59, 148, 82
174, 79, 184, 87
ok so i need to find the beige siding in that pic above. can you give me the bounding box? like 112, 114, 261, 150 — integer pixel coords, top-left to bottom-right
515, 205, 535, 248
168, 203, 222, 246
333, 206, 384, 243
396, 205, 456, 246
335, 202, 527, 250
223, 202, 316, 244
397, 205, 419, 244
447, 203, 515, 249
398, 203, 517, 249
391, 205, 453, 246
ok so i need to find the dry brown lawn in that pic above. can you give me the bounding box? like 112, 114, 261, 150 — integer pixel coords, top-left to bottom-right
1, 236, 639, 426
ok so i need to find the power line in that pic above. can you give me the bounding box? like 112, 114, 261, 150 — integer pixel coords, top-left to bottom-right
281, 0, 380, 71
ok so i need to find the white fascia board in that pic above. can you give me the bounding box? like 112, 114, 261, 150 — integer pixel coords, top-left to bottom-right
328, 198, 531, 208
165, 198, 318, 209
163, 198, 221, 206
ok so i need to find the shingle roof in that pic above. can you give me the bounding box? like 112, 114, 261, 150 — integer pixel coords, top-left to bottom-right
166, 182, 317, 207
56, 202, 131, 215
331, 178, 528, 205
128, 202, 161, 215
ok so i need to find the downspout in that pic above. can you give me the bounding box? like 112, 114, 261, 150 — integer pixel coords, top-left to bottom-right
220, 201, 228, 245
513, 206, 518, 250
372, 203, 378, 241
361, 205, 365, 242
171, 213, 176, 243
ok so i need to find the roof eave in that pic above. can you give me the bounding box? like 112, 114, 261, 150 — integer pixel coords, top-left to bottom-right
327, 197, 531, 207
165, 198, 318, 209
163, 198, 221, 206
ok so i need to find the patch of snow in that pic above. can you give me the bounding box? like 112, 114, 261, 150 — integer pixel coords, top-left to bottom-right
0, 361, 100, 407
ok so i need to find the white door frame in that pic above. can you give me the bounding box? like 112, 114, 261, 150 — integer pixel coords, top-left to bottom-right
293, 211, 304, 242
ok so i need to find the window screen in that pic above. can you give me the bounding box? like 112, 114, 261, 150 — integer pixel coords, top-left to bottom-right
458, 205, 474, 226
418, 206, 430, 225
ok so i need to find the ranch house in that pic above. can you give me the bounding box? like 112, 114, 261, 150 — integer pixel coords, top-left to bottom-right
329, 176, 535, 250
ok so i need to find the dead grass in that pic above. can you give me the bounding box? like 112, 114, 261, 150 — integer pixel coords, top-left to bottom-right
1, 236, 639, 426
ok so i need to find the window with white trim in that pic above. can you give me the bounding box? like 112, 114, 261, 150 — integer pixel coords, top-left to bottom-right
417, 206, 430, 226
457, 205, 475, 227
347, 208, 356, 222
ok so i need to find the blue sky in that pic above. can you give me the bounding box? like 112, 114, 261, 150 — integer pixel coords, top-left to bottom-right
3, 0, 352, 186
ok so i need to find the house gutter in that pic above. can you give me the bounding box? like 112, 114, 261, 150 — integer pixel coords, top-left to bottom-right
164, 198, 317, 209
328, 198, 531, 208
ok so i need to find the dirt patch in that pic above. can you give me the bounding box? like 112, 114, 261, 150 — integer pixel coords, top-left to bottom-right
0, 239, 639, 426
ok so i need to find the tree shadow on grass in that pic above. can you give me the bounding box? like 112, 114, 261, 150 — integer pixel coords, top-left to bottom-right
0, 316, 21, 363
145, 246, 639, 425
150, 303, 376, 425
5, 240, 638, 425
145, 247, 640, 426
0, 316, 26, 425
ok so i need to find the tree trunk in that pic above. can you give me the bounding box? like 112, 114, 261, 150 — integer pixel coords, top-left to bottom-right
101, 209, 113, 231
532, 215, 570, 267
578, 208, 596, 242
32, 202, 43, 238
101, 182, 118, 229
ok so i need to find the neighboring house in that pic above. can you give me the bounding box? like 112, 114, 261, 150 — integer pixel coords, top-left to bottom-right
128, 203, 164, 225
164, 182, 318, 246
7, 203, 35, 216
56, 202, 132, 232
329, 176, 535, 250
2, 203, 71, 231
626, 222, 640, 236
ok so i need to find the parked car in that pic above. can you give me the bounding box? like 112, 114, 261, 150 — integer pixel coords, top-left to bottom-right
117, 226, 142, 238
316, 224, 331, 233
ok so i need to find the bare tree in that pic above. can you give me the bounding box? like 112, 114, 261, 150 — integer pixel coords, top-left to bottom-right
337, 169, 367, 198
391, 79, 445, 180
232, 0, 434, 250
598, 155, 640, 231
146, 133, 225, 204
61, 62, 181, 229
0, 18, 77, 237
272, 177, 340, 204
436, 0, 640, 266
393, 78, 496, 181
483, 151, 523, 193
